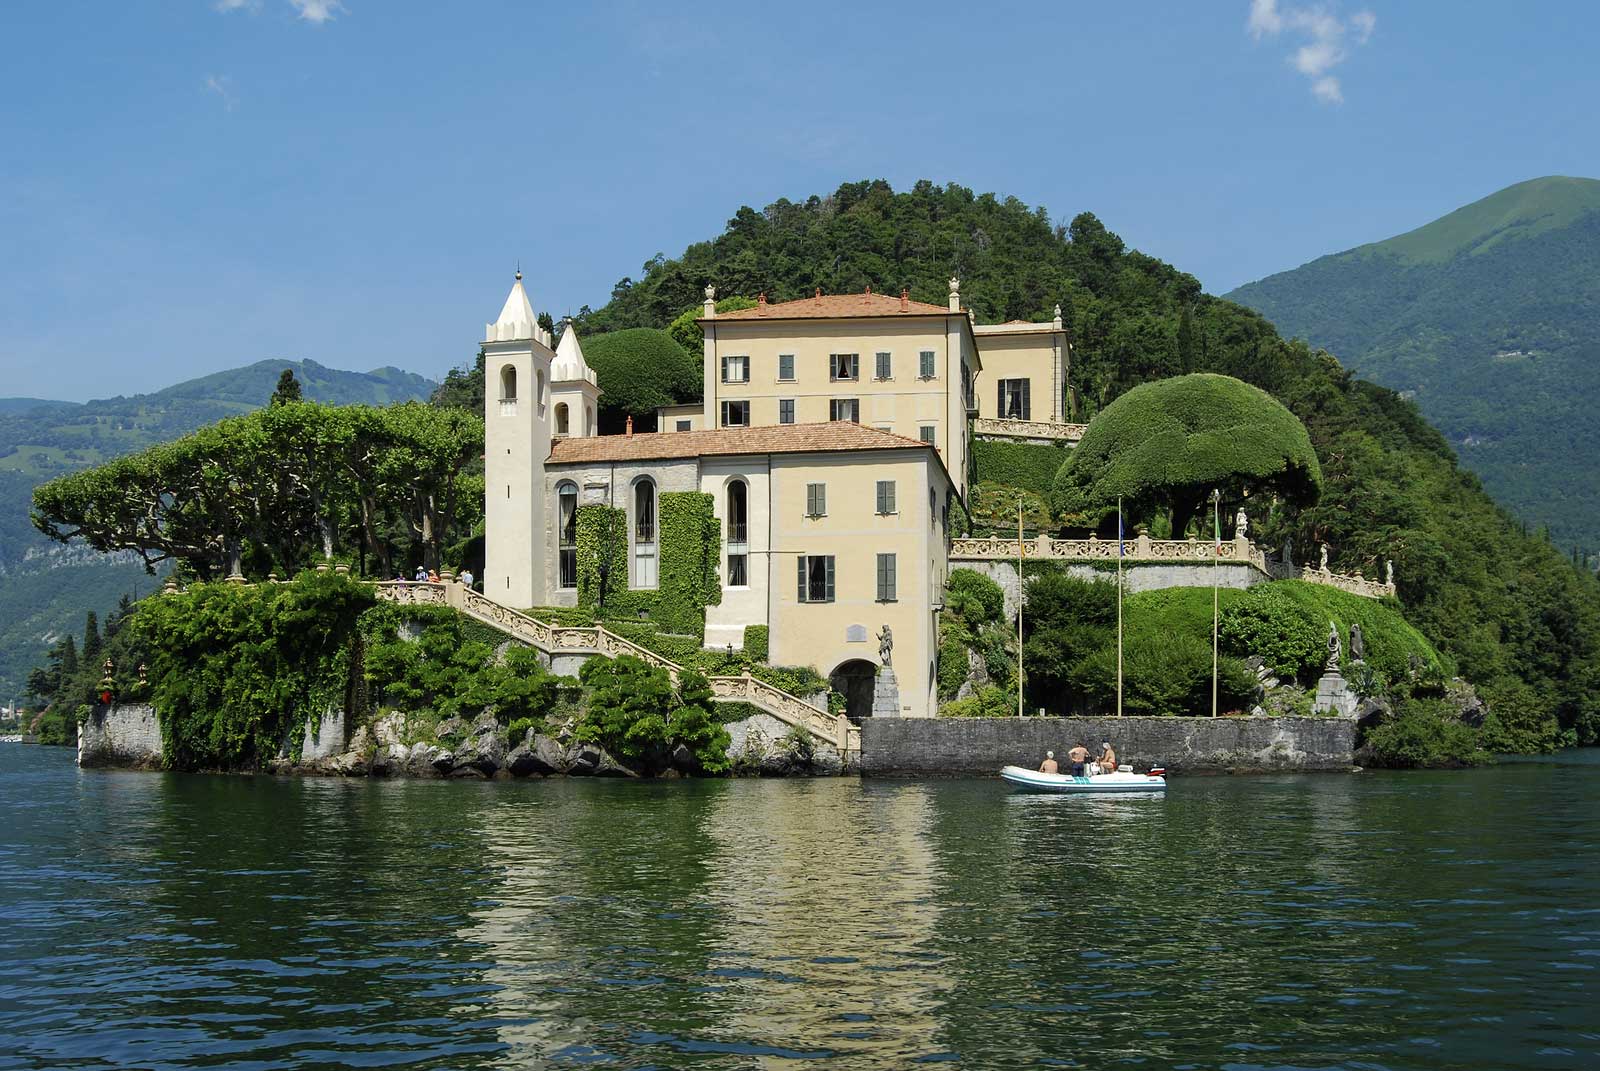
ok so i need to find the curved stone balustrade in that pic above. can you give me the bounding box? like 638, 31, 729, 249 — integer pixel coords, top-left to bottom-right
973, 416, 1088, 442
373, 581, 849, 750
950, 533, 1268, 571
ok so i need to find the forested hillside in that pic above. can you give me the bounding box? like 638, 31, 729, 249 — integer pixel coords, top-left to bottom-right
0, 360, 435, 700
570, 178, 1600, 747
1227, 176, 1600, 550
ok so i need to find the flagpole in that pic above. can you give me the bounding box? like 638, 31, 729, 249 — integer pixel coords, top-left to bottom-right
1211, 488, 1221, 719
1017, 496, 1025, 718
1116, 495, 1124, 719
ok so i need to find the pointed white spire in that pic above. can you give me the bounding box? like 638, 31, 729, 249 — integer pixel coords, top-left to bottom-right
485, 269, 538, 343
551, 318, 597, 384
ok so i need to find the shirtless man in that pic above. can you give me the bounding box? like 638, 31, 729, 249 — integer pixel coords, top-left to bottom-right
1039, 751, 1059, 774
1067, 743, 1090, 777
1098, 741, 1118, 774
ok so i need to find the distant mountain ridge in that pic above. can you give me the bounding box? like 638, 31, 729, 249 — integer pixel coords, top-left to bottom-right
0, 358, 437, 700
1226, 176, 1600, 547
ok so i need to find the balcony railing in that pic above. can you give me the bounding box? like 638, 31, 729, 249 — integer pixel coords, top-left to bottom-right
727, 521, 748, 544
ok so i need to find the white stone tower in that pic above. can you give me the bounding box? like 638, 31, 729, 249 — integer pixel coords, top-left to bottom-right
550, 318, 601, 439
483, 270, 555, 607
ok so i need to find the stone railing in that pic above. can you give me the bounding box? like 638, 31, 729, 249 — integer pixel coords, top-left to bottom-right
973, 416, 1088, 443
373, 581, 853, 751
1284, 566, 1395, 599
950, 532, 1269, 572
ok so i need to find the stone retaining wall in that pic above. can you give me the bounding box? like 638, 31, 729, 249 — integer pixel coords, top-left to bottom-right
861, 716, 1355, 776
79, 704, 163, 768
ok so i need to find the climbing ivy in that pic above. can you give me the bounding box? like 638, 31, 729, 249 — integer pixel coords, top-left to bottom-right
574, 492, 721, 638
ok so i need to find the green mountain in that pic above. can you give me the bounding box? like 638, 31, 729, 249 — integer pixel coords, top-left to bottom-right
0, 359, 435, 701
574, 178, 1600, 748
1225, 176, 1600, 548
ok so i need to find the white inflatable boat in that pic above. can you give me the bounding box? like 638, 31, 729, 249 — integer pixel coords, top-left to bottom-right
1000, 765, 1167, 793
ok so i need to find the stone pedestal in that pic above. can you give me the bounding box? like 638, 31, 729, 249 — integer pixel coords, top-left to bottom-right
1313, 667, 1357, 718
872, 666, 902, 719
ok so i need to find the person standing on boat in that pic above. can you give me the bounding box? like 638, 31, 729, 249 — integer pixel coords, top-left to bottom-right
1039, 751, 1059, 774
1098, 741, 1118, 775
1067, 743, 1090, 776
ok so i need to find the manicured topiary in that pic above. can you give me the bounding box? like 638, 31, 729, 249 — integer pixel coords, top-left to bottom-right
972, 440, 1072, 496
581, 329, 701, 432
742, 625, 769, 661
1053, 373, 1322, 535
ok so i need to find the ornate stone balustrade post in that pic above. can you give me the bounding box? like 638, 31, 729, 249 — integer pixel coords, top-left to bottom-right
1135, 533, 1152, 559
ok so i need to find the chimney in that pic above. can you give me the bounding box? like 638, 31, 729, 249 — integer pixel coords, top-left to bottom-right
948, 276, 961, 312
900, 286, 909, 312
757, 291, 767, 314
625, 415, 634, 438
703, 284, 717, 320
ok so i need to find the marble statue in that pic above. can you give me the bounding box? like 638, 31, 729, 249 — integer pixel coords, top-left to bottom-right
1386, 559, 1395, 587
1349, 622, 1365, 663
878, 624, 894, 666
1319, 544, 1330, 572
1282, 537, 1294, 566
1235, 508, 1249, 539
1326, 621, 1341, 669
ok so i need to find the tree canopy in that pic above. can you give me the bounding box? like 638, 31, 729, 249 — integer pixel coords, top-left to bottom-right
580, 328, 700, 432
1053, 373, 1323, 536
31, 400, 482, 579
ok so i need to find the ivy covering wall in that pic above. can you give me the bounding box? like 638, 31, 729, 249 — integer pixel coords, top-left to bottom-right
972, 440, 1073, 497
575, 491, 721, 638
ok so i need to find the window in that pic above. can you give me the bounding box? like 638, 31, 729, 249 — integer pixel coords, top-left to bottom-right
998, 378, 1032, 420
829, 353, 859, 381
557, 482, 578, 588
930, 489, 937, 528
876, 553, 897, 602
919, 350, 936, 379
830, 398, 859, 423
632, 479, 657, 588
779, 399, 795, 424
721, 400, 750, 427
806, 482, 826, 517
778, 354, 795, 381
499, 365, 518, 416
554, 402, 569, 435
797, 555, 835, 603
961, 362, 975, 411
586, 407, 595, 435
721, 354, 749, 384
676, 419, 691, 432
876, 480, 897, 515
919, 424, 936, 446
875, 352, 892, 380
726, 480, 748, 586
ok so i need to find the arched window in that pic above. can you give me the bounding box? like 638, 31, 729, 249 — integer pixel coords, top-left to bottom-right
556, 481, 578, 589
726, 479, 749, 586
554, 402, 569, 436
499, 365, 518, 416
631, 478, 657, 589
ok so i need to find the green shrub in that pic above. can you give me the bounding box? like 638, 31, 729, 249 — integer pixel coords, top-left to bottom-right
363, 608, 558, 723
669, 669, 731, 774
941, 684, 1016, 718
972, 440, 1073, 496
946, 569, 1005, 624
1363, 699, 1489, 768
742, 625, 769, 661
1070, 632, 1256, 717
1220, 587, 1327, 683
1025, 572, 1116, 630
506, 716, 537, 745
577, 654, 674, 762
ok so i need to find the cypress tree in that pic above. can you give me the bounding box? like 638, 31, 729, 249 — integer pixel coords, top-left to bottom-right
270, 368, 303, 406
59, 635, 78, 681
82, 611, 102, 665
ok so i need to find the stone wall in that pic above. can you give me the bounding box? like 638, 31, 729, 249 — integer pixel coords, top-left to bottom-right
861, 716, 1355, 776
954, 560, 1267, 624
78, 703, 163, 768
299, 706, 347, 761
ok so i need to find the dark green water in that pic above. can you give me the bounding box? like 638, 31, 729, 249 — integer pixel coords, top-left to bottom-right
1, 745, 1595, 1070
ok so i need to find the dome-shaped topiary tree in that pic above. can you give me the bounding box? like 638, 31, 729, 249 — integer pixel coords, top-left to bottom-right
1052, 373, 1322, 536
581, 328, 701, 433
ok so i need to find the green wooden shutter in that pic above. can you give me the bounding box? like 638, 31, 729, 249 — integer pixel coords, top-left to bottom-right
825, 557, 835, 602
1021, 379, 1031, 420
797, 556, 807, 602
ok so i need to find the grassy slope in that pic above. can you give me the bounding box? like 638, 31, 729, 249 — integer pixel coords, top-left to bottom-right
1227, 176, 1600, 547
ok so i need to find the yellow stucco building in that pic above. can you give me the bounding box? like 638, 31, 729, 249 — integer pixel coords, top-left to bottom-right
481, 274, 1070, 719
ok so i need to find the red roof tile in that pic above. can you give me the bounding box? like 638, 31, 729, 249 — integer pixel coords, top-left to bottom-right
706, 291, 956, 321
548, 421, 935, 464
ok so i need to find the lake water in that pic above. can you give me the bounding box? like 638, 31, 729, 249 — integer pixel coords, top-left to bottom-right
1, 744, 1596, 1070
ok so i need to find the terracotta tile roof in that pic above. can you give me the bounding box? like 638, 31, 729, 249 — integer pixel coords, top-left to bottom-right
707, 291, 956, 321
548, 421, 935, 464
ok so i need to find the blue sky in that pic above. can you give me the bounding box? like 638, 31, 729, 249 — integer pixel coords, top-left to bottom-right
3, 0, 1598, 401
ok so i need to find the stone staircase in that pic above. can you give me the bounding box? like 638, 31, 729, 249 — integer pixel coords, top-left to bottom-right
373, 581, 859, 754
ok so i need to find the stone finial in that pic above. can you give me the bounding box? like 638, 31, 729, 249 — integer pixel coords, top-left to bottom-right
1053, 303, 1063, 329
948, 276, 961, 311
900, 286, 909, 312
704, 284, 715, 301
625, 414, 634, 438
702, 284, 716, 319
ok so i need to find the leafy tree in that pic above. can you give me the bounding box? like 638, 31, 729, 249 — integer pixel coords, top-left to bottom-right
665, 295, 756, 355
580, 329, 701, 432
576, 654, 674, 762
270, 368, 303, 406
1053, 373, 1323, 537
670, 669, 731, 773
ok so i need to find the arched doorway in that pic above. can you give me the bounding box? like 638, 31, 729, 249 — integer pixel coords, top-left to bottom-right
830, 659, 878, 725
